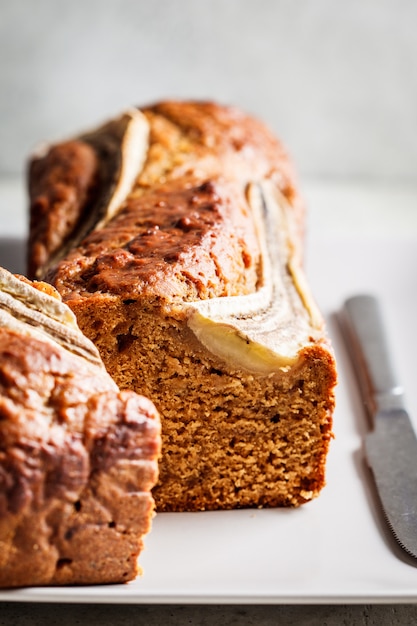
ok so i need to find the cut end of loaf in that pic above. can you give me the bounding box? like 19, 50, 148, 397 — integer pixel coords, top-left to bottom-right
27, 100, 337, 513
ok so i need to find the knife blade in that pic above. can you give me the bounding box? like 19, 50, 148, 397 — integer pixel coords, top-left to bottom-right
341, 294, 417, 559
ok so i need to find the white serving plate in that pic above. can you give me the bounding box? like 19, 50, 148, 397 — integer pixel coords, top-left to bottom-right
0, 183, 417, 604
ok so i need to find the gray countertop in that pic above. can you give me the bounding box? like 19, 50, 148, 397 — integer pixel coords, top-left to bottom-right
1, 602, 417, 625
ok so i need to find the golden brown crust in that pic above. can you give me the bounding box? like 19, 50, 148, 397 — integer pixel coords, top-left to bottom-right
28, 141, 100, 279
30, 101, 304, 296
0, 272, 161, 588
142, 101, 299, 198
51, 178, 261, 304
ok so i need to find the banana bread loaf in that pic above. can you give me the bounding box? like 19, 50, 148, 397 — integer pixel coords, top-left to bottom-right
0, 267, 160, 587
28, 101, 337, 512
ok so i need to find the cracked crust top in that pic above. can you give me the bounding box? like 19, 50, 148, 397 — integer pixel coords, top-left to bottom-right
28, 101, 305, 307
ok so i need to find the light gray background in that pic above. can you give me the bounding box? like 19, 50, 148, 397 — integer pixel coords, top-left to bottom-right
1, 0, 417, 182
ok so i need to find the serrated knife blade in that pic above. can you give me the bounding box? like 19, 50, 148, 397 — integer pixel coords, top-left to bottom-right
341, 294, 417, 559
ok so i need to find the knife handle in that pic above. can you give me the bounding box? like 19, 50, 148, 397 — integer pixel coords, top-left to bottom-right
342, 294, 405, 416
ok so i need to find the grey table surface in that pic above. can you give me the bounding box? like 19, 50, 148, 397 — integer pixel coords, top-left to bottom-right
1, 181, 417, 625
1, 602, 417, 625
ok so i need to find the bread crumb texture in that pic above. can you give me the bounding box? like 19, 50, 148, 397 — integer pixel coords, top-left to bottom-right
70, 299, 335, 511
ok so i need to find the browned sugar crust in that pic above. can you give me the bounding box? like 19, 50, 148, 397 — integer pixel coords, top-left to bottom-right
142, 101, 299, 202
28, 141, 100, 279
31, 101, 305, 293
0, 327, 160, 587
52, 178, 261, 304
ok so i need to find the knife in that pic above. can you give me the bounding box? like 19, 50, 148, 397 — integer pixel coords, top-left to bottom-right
341, 294, 417, 559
